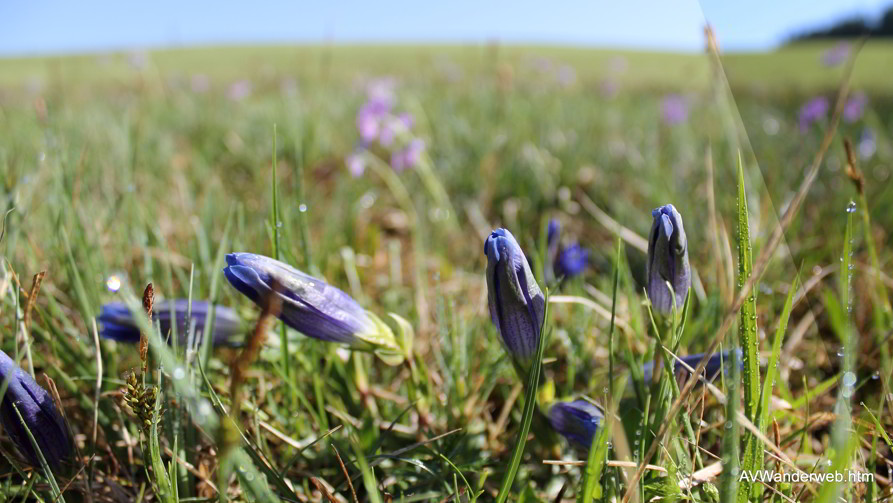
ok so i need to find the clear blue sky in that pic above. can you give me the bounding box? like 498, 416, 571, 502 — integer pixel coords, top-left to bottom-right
1, 0, 889, 56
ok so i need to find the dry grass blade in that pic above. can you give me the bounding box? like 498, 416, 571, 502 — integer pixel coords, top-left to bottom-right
23, 270, 45, 332
619, 38, 864, 503
310, 477, 340, 503
576, 190, 649, 252
230, 277, 283, 414
332, 444, 359, 503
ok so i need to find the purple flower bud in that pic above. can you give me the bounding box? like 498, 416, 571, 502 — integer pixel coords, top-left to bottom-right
485, 229, 545, 368
0, 350, 71, 469
647, 204, 690, 314
843, 92, 867, 123
548, 398, 603, 449
223, 253, 398, 351
642, 350, 741, 384
98, 300, 242, 347
798, 96, 829, 133
661, 94, 688, 125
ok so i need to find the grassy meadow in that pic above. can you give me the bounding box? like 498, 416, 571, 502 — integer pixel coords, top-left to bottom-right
0, 41, 891, 502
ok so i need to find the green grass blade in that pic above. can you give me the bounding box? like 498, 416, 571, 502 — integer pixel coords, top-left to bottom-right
817, 201, 858, 503
735, 152, 762, 503
579, 239, 620, 503
11, 403, 65, 503
495, 290, 550, 503
756, 275, 796, 446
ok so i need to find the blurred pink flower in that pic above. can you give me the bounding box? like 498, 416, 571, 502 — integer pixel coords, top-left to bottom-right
227, 80, 252, 101
661, 94, 688, 125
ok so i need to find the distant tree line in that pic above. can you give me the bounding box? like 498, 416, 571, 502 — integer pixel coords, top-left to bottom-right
788, 5, 893, 42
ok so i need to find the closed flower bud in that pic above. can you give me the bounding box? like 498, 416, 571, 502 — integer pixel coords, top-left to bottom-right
98, 299, 243, 347
223, 253, 401, 358
646, 204, 690, 314
547, 398, 604, 449
485, 229, 545, 368
642, 350, 741, 385
0, 350, 71, 469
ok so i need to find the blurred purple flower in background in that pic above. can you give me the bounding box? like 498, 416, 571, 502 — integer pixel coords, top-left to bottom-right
379, 113, 413, 147
391, 138, 425, 171
227, 80, 252, 101
346, 152, 366, 177
798, 96, 829, 133
822, 42, 850, 67
858, 128, 876, 159
350, 77, 426, 173
356, 96, 393, 144
843, 92, 867, 123
661, 94, 688, 125
555, 243, 589, 279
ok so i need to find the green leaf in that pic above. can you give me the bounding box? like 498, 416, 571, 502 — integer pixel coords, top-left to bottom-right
495, 290, 551, 503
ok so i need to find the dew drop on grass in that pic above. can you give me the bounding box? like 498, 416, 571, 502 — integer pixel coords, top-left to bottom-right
298, 204, 308, 213
846, 201, 857, 213
172, 367, 186, 380
106, 275, 122, 292
842, 371, 856, 387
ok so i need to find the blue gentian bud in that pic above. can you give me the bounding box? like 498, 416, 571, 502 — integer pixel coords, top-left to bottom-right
555, 243, 589, 279
642, 350, 742, 385
547, 398, 604, 449
646, 204, 690, 314
98, 300, 242, 347
485, 229, 545, 368
0, 350, 71, 469
223, 253, 400, 358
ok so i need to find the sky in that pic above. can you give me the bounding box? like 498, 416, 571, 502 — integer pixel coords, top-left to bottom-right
1, 0, 890, 57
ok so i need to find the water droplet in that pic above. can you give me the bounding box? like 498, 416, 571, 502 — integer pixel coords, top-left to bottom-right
172, 367, 186, 380
846, 201, 857, 213
276, 221, 283, 228
298, 204, 308, 213
842, 371, 857, 387
606, 441, 613, 449
106, 275, 122, 292
243, 471, 255, 481
871, 372, 880, 380
724, 421, 733, 430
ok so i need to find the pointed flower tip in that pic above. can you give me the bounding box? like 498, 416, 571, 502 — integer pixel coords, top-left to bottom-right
223, 253, 400, 358
0, 350, 71, 470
